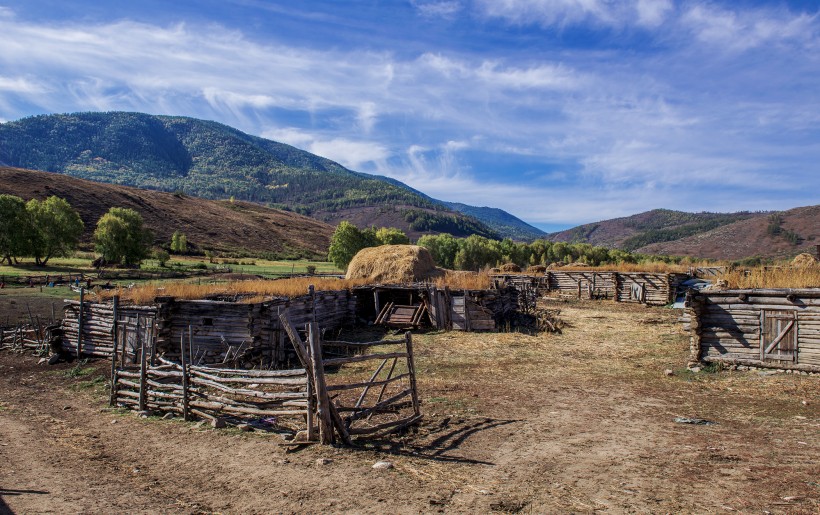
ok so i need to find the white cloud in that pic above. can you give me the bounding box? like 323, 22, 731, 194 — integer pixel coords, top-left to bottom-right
635, 0, 672, 27
681, 4, 818, 52
0, 75, 46, 94
412, 1, 462, 18
262, 127, 389, 169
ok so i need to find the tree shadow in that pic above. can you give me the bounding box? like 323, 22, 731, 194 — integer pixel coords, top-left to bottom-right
0, 487, 50, 515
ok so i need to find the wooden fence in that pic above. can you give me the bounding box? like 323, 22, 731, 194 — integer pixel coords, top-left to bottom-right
279, 314, 421, 444
0, 323, 50, 353
491, 271, 687, 306
682, 288, 820, 373
109, 312, 421, 444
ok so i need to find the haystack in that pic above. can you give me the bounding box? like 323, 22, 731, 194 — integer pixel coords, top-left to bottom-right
499, 263, 521, 273
527, 265, 547, 274
792, 252, 818, 268
346, 245, 444, 284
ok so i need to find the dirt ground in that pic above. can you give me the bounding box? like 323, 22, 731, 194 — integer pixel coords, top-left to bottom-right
1, 299, 818, 514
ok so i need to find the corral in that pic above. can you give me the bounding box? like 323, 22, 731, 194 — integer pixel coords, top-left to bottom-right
683, 288, 820, 373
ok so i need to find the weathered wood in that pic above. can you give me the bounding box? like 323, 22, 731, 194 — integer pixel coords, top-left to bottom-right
138, 315, 147, 412
405, 331, 421, 417
347, 414, 423, 435
308, 322, 333, 444
326, 373, 411, 392
322, 351, 408, 367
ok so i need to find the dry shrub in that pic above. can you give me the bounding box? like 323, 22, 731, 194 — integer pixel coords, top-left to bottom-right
345, 245, 444, 284
527, 265, 547, 274
792, 252, 818, 268
718, 266, 820, 289
434, 270, 491, 290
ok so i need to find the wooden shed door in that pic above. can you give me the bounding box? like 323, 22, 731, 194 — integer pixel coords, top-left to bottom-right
451, 296, 467, 330
760, 310, 797, 362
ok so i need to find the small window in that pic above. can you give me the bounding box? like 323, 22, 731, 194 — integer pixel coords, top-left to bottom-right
202, 318, 213, 326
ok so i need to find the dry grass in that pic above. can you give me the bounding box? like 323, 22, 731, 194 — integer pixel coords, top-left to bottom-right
100, 277, 371, 305
557, 262, 691, 273
434, 271, 492, 290
718, 266, 820, 289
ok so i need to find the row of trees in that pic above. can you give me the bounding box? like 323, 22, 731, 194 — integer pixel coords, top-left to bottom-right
328, 222, 684, 271
0, 194, 153, 267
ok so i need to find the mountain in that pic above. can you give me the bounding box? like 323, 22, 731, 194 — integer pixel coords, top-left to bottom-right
636, 205, 820, 260
549, 209, 763, 250
442, 202, 547, 241
0, 111, 504, 240
0, 166, 333, 259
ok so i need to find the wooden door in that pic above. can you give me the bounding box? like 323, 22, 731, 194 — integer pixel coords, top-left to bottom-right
451, 296, 467, 330
760, 310, 797, 362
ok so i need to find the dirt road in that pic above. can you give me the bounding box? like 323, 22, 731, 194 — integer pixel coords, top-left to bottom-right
1, 301, 818, 513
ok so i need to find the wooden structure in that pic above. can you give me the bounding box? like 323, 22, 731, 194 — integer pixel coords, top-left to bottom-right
682, 289, 820, 373
110, 315, 421, 444
491, 271, 687, 306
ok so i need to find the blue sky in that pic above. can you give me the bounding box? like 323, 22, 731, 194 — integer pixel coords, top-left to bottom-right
0, 1, 818, 232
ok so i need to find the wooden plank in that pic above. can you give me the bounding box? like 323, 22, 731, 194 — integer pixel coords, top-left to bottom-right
322, 351, 408, 367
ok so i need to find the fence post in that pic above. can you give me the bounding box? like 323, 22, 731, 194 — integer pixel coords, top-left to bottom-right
138, 315, 147, 412
405, 332, 420, 417
77, 287, 85, 358
109, 295, 119, 407
181, 328, 190, 421
308, 322, 333, 444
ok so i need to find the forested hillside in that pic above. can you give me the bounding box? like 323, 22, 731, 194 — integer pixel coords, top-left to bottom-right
0, 112, 499, 239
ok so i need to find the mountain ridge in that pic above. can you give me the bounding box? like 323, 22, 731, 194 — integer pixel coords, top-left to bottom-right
0, 111, 528, 240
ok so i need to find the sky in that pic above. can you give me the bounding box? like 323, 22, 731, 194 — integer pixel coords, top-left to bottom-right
0, 1, 818, 232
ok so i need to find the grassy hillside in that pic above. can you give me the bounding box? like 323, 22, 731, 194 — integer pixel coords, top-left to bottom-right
637, 205, 820, 260
0, 112, 498, 239
550, 209, 763, 250
0, 167, 333, 259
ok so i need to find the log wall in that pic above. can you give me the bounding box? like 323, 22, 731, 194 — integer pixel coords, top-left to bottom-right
683, 289, 820, 373
492, 271, 686, 306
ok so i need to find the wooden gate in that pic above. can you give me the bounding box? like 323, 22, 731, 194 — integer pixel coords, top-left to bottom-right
760, 310, 798, 362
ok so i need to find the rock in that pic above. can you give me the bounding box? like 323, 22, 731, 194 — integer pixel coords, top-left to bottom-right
162, 413, 175, 420
137, 411, 150, 419
372, 460, 394, 470
48, 354, 61, 365
236, 423, 253, 432
293, 430, 309, 442
690, 366, 701, 373
316, 457, 333, 466
664, 369, 674, 376
38, 357, 48, 365
210, 417, 227, 429
111, 419, 119, 424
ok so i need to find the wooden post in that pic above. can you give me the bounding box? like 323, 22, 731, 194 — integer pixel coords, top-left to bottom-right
308, 322, 333, 444
138, 315, 147, 412
109, 296, 120, 407
181, 329, 190, 421
76, 287, 85, 358
405, 331, 420, 417
373, 289, 380, 319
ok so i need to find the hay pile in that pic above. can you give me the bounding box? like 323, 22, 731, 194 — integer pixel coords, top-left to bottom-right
792, 253, 818, 268
346, 245, 444, 284
499, 263, 522, 273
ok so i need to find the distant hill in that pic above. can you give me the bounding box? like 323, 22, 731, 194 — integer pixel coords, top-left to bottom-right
0, 167, 333, 259
549, 209, 763, 250
0, 111, 509, 240
442, 202, 546, 241
637, 205, 820, 260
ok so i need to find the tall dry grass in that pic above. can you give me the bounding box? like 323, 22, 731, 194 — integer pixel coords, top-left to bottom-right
100, 273, 496, 305
101, 277, 371, 305
718, 266, 820, 289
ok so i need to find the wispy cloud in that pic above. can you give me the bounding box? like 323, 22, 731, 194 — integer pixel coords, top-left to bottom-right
0, 2, 818, 228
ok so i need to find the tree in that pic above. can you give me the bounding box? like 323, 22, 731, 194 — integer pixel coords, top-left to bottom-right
328, 221, 369, 269
417, 233, 459, 269
170, 231, 188, 253
153, 248, 170, 267
0, 194, 30, 264
454, 235, 501, 271
26, 196, 84, 266
94, 207, 151, 266
375, 227, 409, 245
